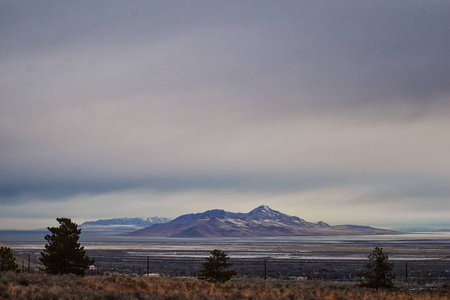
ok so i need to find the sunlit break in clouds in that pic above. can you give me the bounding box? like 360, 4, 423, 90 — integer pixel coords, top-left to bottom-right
1, 0, 449, 229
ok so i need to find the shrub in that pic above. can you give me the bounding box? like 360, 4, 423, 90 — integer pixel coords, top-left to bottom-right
0, 281, 10, 298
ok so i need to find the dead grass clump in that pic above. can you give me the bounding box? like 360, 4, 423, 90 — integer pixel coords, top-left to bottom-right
0, 281, 11, 298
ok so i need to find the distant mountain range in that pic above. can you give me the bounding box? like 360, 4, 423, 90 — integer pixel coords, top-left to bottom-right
395, 227, 450, 233
130, 205, 395, 238
80, 217, 171, 232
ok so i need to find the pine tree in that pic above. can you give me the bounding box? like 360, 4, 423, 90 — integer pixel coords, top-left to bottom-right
358, 247, 396, 289
40, 217, 94, 275
198, 249, 236, 283
0, 246, 18, 272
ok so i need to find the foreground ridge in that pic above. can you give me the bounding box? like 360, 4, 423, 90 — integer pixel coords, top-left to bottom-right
3, 273, 447, 300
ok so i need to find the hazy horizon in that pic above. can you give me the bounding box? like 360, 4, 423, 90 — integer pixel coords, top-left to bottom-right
1, 1, 449, 230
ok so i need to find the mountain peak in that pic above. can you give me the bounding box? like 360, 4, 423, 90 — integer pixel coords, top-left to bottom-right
249, 205, 275, 214
248, 205, 286, 220
253, 205, 271, 211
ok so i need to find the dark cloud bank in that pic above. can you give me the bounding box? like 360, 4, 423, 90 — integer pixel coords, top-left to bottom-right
1, 1, 449, 228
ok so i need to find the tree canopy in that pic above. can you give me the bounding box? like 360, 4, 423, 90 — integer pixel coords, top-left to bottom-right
358, 247, 396, 289
0, 246, 18, 272
40, 217, 94, 275
198, 249, 236, 283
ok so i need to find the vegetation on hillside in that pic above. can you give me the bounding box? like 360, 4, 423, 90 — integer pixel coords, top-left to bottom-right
0, 271, 448, 300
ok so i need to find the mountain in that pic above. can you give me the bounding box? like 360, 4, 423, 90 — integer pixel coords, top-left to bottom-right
80, 217, 171, 232
394, 227, 450, 233
130, 205, 395, 238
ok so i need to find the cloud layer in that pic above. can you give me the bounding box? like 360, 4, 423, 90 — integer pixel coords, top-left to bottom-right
1, 1, 449, 229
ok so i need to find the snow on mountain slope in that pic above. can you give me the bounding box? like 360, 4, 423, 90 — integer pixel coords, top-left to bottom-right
130, 205, 395, 237
80, 217, 171, 232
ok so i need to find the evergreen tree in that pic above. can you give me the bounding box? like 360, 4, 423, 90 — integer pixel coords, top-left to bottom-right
358, 247, 396, 289
0, 246, 18, 272
40, 217, 94, 275
198, 249, 236, 283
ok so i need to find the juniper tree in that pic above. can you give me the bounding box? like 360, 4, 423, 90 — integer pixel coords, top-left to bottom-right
0, 246, 18, 272
358, 247, 395, 289
40, 217, 94, 275
198, 249, 237, 283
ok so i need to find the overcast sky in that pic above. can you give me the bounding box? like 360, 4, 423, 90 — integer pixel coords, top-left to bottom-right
1, 1, 449, 230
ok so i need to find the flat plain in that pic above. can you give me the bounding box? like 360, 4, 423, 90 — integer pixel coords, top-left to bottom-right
2, 232, 449, 283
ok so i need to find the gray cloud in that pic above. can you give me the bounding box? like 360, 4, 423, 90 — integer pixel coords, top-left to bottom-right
1, 1, 449, 228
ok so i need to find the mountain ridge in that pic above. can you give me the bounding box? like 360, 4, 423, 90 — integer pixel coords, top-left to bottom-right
80, 217, 171, 232
130, 205, 395, 237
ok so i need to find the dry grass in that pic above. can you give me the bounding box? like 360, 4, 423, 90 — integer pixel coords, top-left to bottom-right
0, 271, 448, 299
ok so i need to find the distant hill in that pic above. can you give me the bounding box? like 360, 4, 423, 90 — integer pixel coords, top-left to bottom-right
80, 217, 171, 232
130, 205, 395, 238
395, 227, 450, 233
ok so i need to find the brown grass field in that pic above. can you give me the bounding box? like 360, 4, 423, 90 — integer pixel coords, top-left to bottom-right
0, 272, 449, 299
